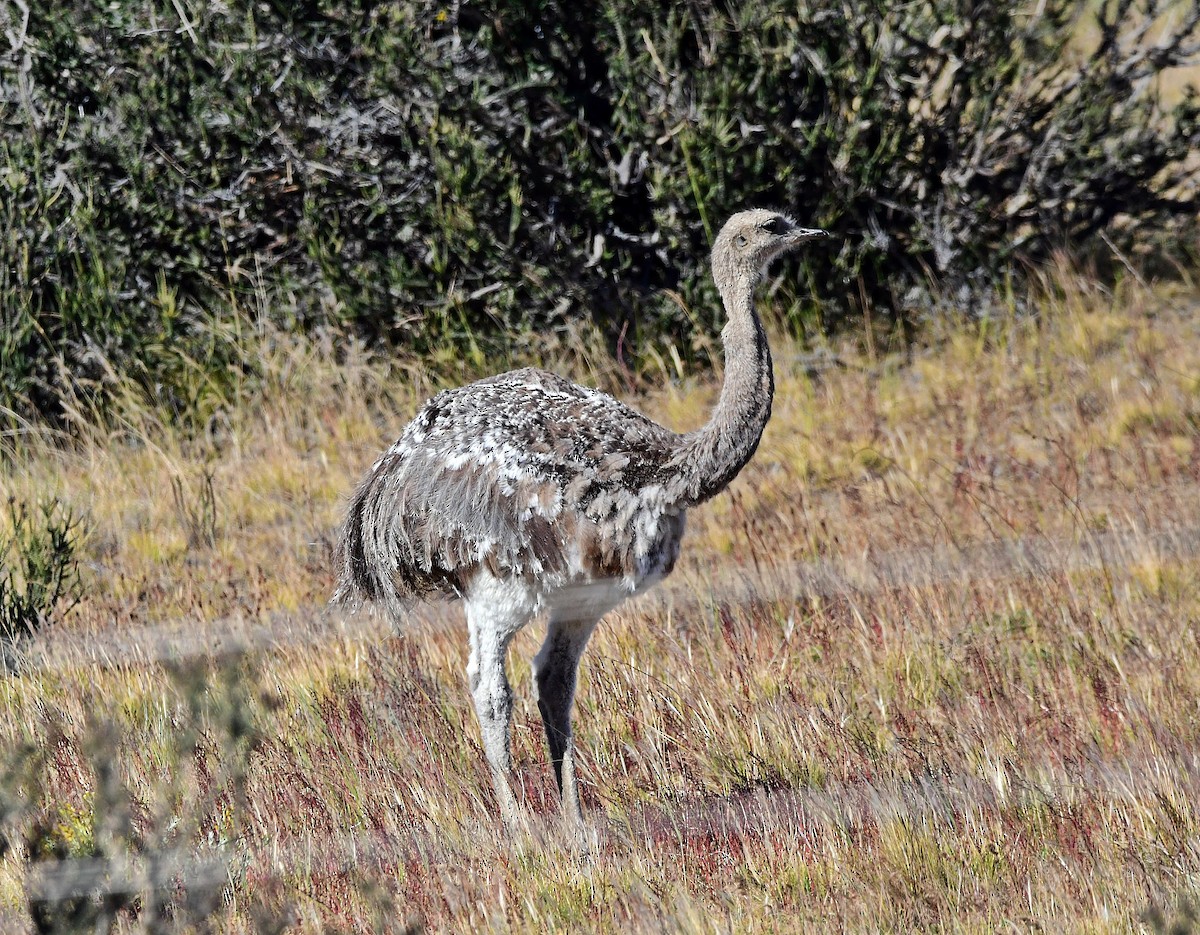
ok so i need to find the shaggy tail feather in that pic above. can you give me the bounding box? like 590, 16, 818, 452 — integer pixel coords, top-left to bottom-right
330, 468, 419, 623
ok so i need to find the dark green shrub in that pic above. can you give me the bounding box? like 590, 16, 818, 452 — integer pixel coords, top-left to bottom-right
606, 0, 1200, 332
0, 498, 84, 650
1, 0, 1197, 422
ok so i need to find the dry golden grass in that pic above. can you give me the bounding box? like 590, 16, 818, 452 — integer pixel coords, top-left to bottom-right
1, 262, 1199, 932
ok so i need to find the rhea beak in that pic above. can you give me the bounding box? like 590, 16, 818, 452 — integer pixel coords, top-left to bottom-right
788, 227, 829, 243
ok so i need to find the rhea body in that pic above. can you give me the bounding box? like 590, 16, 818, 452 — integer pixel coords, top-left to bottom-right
335, 210, 827, 826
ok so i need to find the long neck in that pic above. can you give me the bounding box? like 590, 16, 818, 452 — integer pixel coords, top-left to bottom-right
668, 275, 774, 508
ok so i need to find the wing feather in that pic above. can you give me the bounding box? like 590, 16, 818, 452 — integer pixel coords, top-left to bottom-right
333, 368, 679, 617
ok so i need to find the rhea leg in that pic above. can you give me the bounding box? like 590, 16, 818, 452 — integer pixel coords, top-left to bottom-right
533, 615, 599, 825
465, 593, 531, 828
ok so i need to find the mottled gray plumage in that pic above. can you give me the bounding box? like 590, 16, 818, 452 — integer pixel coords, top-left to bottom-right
333, 209, 828, 829
336, 367, 682, 619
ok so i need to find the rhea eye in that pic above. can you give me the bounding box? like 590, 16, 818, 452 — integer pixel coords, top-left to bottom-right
761, 217, 785, 235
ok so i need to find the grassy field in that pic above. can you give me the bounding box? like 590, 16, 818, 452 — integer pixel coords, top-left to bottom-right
2, 262, 1200, 932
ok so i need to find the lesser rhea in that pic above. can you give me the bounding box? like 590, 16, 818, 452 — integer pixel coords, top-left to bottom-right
334, 210, 828, 827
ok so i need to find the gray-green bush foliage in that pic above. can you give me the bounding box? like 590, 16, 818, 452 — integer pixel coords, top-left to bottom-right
1, 0, 1197, 421
0, 497, 84, 650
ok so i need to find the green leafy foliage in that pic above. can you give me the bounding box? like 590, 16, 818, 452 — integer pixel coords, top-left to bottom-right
1, 0, 1197, 422
0, 498, 84, 647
